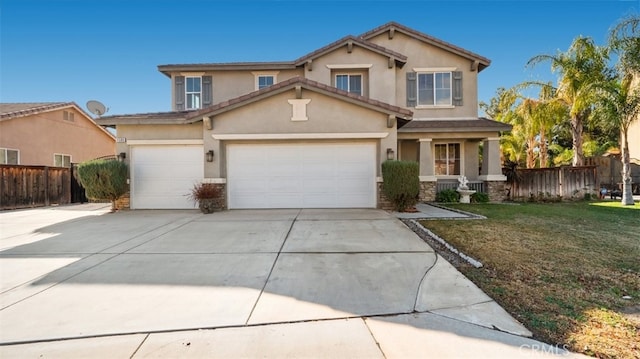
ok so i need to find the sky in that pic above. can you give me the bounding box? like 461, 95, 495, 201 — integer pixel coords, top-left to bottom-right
1, 0, 638, 117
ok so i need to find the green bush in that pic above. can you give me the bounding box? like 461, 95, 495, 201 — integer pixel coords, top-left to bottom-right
436, 189, 460, 203
77, 159, 128, 211
381, 160, 419, 212
471, 192, 490, 203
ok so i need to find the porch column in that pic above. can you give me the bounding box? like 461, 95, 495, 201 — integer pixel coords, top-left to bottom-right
419, 139, 435, 179
418, 139, 436, 201
480, 137, 506, 181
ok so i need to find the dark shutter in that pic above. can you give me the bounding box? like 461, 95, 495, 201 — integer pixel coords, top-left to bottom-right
202, 76, 213, 107
406, 72, 417, 107
175, 76, 185, 111
452, 71, 463, 106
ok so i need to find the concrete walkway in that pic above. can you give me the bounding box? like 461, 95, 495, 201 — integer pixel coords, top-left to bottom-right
0, 204, 584, 358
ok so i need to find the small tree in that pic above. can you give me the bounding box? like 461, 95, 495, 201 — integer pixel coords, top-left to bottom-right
381, 160, 419, 212
77, 159, 128, 212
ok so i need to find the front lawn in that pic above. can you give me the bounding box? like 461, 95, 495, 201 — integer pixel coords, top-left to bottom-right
419, 201, 639, 358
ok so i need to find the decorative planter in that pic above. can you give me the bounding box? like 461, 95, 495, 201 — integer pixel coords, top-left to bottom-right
198, 199, 216, 214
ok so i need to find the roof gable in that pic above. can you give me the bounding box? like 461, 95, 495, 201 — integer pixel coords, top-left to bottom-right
0, 102, 115, 139
188, 76, 412, 121
360, 22, 491, 72
294, 35, 407, 67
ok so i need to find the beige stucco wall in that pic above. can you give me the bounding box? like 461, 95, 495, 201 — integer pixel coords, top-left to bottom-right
115, 123, 202, 158
303, 46, 396, 104
367, 32, 480, 119
0, 107, 115, 166
170, 69, 303, 110
203, 88, 396, 178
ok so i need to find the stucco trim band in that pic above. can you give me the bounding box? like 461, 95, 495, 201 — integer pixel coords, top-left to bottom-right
126, 139, 204, 145
211, 132, 389, 140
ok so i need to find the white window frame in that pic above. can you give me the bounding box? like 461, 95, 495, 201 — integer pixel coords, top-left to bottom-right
252, 72, 279, 90
414, 67, 455, 108
335, 73, 363, 95
433, 142, 462, 177
185, 76, 202, 110
54, 153, 72, 167
0, 148, 19, 165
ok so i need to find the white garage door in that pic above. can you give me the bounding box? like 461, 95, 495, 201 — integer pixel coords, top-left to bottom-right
227, 143, 376, 209
131, 145, 203, 209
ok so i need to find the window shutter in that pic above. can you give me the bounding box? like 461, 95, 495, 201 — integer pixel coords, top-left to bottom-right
175, 76, 185, 111
406, 72, 417, 107
202, 75, 213, 107
452, 71, 463, 106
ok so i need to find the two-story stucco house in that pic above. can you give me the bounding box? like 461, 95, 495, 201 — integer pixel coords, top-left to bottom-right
0, 102, 115, 167
97, 22, 510, 210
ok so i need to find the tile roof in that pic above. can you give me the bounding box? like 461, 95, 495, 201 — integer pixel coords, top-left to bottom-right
360, 21, 491, 72
96, 77, 413, 125
399, 118, 511, 132
0, 102, 73, 120
187, 76, 413, 120
293, 35, 407, 65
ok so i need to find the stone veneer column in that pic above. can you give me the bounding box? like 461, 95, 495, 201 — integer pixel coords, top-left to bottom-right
418, 139, 437, 202
480, 138, 507, 202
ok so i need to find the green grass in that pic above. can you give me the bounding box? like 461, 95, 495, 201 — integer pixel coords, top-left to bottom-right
420, 201, 640, 359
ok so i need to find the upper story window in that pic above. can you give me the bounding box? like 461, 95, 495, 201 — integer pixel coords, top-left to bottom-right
434, 143, 460, 176
406, 69, 462, 108
418, 72, 451, 106
335, 74, 362, 95
252, 72, 279, 91
186, 77, 202, 110
54, 153, 71, 167
0, 148, 19, 165
258, 75, 274, 89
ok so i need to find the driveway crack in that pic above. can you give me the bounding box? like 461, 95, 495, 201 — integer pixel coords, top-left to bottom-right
245, 209, 301, 325
413, 251, 438, 312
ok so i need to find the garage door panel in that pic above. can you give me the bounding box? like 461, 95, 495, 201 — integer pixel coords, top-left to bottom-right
131, 146, 203, 209
228, 143, 375, 209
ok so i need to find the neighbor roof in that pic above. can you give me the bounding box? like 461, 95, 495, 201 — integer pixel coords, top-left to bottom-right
399, 118, 511, 133
1, 102, 72, 120
0, 102, 115, 138
360, 21, 491, 72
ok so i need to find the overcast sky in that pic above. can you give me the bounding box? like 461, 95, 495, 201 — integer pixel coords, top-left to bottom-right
1, 0, 637, 116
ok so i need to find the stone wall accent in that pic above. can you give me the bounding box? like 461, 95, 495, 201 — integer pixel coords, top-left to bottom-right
210, 183, 227, 210
115, 191, 130, 210
419, 181, 436, 202
377, 182, 394, 210
485, 181, 507, 202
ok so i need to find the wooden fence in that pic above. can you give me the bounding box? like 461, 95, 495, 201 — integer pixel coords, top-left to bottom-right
511, 166, 598, 200
0, 165, 72, 210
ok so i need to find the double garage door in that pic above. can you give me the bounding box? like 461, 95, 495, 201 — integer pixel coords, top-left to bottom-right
131, 143, 376, 209
227, 143, 376, 209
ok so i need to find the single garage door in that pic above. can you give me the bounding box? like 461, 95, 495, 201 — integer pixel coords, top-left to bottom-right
227, 143, 376, 209
131, 145, 203, 209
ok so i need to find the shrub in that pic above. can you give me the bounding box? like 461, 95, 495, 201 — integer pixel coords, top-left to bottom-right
381, 160, 419, 212
471, 191, 490, 203
436, 189, 460, 203
77, 159, 128, 211
187, 183, 221, 213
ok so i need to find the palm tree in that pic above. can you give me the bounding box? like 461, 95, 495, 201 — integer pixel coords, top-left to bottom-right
606, 15, 640, 205
528, 37, 610, 167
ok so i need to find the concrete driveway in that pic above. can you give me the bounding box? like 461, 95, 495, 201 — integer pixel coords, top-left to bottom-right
0, 204, 583, 358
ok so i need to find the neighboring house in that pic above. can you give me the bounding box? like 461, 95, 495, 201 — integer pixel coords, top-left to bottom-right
97, 22, 510, 210
0, 102, 115, 166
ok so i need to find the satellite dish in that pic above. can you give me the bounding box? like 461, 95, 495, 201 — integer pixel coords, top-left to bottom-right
86, 100, 108, 117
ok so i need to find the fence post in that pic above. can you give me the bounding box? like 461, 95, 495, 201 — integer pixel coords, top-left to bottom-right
44, 166, 50, 206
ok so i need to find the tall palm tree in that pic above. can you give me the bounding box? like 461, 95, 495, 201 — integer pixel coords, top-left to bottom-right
607, 15, 640, 205
593, 79, 640, 205
528, 37, 610, 167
